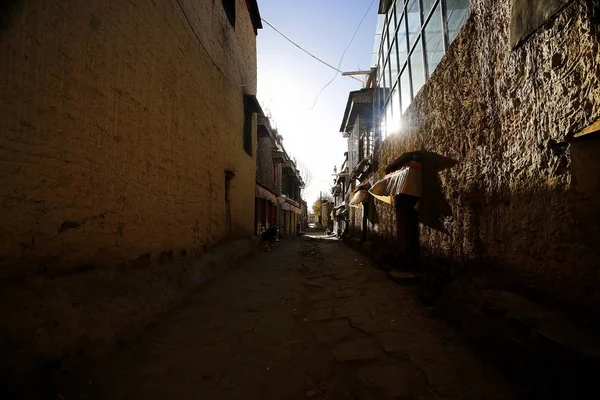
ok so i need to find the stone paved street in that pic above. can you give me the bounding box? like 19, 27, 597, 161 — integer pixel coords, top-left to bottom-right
66, 234, 520, 399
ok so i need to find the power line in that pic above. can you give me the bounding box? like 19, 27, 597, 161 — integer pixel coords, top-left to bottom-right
174, 0, 256, 87
261, 18, 362, 82
309, 0, 376, 109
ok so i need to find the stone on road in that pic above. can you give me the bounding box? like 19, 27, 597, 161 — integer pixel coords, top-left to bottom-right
65, 236, 520, 400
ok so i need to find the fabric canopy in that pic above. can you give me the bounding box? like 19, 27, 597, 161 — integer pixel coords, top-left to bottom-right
349, 189, 369, 208
369, 161, 422, 205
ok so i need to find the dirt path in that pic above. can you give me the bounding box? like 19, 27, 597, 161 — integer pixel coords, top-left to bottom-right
63, 235, 521, 399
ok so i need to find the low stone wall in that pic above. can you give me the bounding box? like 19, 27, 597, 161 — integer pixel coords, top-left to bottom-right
0, 238, 257, 398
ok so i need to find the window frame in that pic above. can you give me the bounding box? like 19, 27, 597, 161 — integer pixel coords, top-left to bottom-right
375, 0, 470, 138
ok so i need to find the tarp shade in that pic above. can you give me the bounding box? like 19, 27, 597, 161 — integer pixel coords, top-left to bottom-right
349, 190, 369, 208
369, 162, 422, 205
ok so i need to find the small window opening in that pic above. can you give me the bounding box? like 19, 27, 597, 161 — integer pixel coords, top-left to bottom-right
243, 96, 254, 156
222, 0, 236, 28
225, 170, 235, 233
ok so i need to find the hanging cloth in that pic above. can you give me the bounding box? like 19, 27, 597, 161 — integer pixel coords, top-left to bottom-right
369, 161, 422, 205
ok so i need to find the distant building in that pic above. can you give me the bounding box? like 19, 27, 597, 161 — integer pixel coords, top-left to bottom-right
255, 116, 304, 237
255, 115, 281, 234
279, 151, 304, 236
331, 155, 350, 236
340, 88, 377, 242
301, 200, 308, 229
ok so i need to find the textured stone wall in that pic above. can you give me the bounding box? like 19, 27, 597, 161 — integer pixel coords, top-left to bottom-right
0, 0, 258, 278
375, 0, 600, 317
510, 0, 573, 46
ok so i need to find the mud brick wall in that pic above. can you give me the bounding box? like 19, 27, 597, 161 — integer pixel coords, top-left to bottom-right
374, 0, 600, 317
0, 0, 261, 393
0, 0, 259, 278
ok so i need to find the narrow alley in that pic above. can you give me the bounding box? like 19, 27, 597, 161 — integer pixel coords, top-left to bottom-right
62, 235, 518, 400
2, 1, 600, 398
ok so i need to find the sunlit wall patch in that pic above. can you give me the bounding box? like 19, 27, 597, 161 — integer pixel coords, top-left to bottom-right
510, 0, 574, 48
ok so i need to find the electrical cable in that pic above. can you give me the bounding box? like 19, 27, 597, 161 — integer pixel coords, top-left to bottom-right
260, 18, 362, 82
308, 0, 376, 109
174, 0, 256, 87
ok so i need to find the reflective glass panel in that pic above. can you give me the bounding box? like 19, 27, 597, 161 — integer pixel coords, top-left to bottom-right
422, 0, 437, 19
383, 27, 389, 57
380, 106, 387, 140
390, 84, 401, 133
385, 101, 393, 139
397, 13, 408, 67
381, 61, 391, 103
387, 4, 396, 40
407, 0, 421, 45
410, 38, 425, 97
446, 0, 470, 45
389, 38, 399, 82
400, 66, 412, 114
424, 3, 444, 77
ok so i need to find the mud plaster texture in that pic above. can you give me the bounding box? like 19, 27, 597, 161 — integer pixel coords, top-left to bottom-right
0, 0, 260, 390
0, 0, 259, 278
374, 0, 600, 319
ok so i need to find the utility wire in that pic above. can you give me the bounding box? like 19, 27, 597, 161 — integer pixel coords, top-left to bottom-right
261, 18, 362, 83
309, 0, 376, 109
174, 0, 256, 87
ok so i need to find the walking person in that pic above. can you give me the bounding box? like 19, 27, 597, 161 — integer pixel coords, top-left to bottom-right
260, 222, 277, 252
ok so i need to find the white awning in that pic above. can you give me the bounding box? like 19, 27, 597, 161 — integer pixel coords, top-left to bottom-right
349, 189, 369, 208
369, 162, 422, 205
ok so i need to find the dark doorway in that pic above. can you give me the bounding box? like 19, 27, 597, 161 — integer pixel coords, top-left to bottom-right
225, 170, 235, 234
394, 194, 420, 268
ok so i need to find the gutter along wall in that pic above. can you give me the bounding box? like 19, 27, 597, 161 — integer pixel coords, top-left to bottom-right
373, 0, 600, 320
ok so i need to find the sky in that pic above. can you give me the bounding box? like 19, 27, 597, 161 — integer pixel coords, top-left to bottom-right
256, 0, 378, 208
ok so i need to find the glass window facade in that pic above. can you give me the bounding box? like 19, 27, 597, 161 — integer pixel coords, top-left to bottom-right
376, 0, 470, 139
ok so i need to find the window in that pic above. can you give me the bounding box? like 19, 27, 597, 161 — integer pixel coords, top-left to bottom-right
407, 0, 421, 46
273, 165, 277, 184
424, 3, 444, 77
390, 38, 399, 83
390, 84, 401, 132
397, 13, 408, 67
410, 38, 425, 96
359, 131, 375, 161
243, 96, 253, 156
399, 66, 412, 113
224, 171, 235, 233
375, 0, 470, 139
446, 0, 470, 45
222, 0, 236, 28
